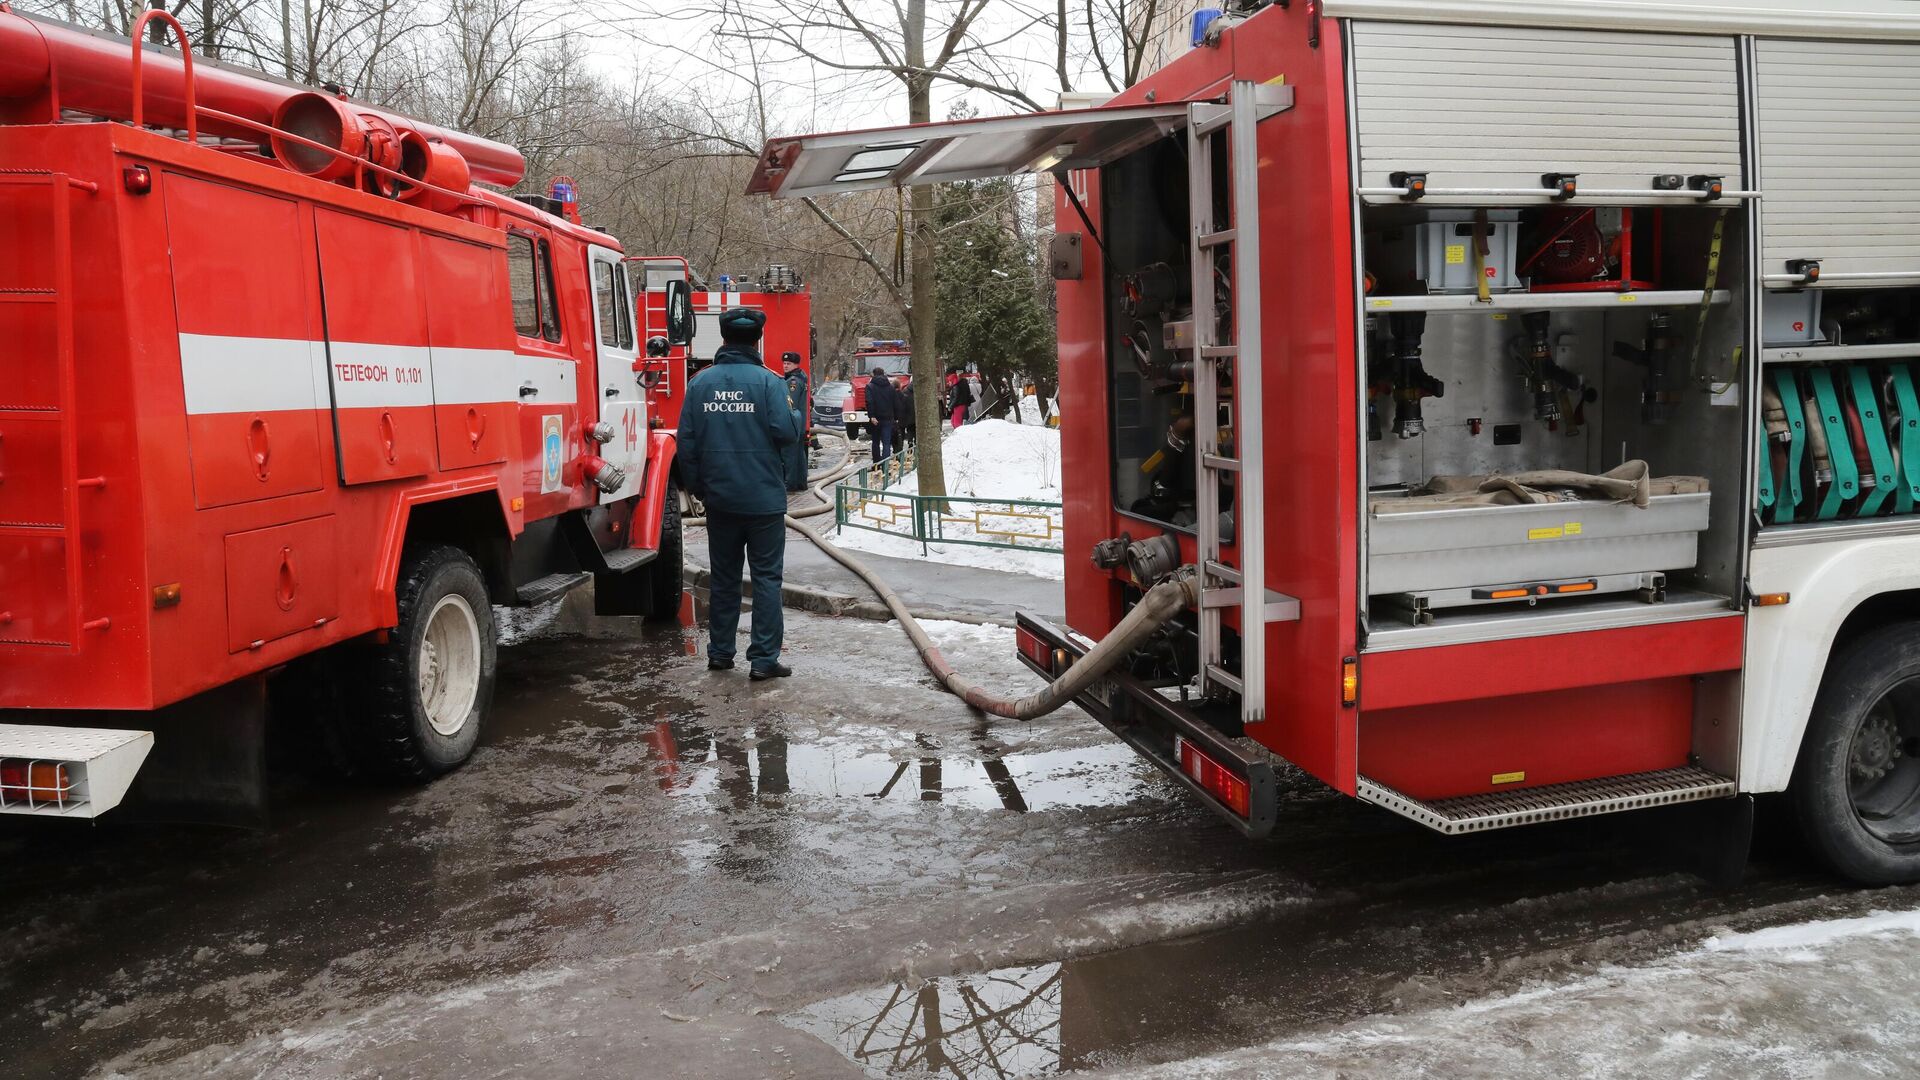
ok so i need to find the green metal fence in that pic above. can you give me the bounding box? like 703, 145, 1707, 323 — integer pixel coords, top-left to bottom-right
833, 451, 1065, 555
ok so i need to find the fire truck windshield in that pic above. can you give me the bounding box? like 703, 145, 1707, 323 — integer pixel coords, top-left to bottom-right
858, 353, 912, 377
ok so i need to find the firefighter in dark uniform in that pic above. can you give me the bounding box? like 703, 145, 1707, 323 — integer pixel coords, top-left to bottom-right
781, 351, 809, 493
677, 308, 801, 680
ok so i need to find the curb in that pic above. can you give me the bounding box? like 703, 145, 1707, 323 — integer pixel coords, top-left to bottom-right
681, 562, 1016, 629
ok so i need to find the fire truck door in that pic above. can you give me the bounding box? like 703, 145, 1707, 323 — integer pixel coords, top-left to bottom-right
314, 209, 438, 485
587, 247, 644, 503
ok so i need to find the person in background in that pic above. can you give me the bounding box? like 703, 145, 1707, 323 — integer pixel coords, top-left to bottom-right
780, 351, 808, 493
896, 375, 916, 455
677, 308, 800, 681
866, 365, 900, 461
947, 366, 975, 429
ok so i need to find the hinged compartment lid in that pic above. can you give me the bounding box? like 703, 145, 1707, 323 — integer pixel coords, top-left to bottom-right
748, 101, 1196, 198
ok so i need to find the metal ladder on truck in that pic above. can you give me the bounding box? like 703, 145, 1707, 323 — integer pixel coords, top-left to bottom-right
1185, 81, 1299, 726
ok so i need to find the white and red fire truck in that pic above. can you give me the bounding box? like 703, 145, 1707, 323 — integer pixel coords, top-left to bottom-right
0, 10, 693, 817
755, 0, 1920, 883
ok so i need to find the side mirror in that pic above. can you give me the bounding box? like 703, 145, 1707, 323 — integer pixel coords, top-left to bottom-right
664, 280, 694, 346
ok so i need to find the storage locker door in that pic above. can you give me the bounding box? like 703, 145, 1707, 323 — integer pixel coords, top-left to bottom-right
1348, 22, 1742, 200
1755, 39, 1920, 286
314, 210, 438, 485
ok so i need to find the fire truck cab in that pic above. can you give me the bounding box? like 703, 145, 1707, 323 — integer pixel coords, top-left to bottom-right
0, 12, 692, 817
754, 0, 1920, 883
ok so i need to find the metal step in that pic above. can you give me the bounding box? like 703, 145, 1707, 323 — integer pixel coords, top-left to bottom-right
601, 547, 656, 574
515, 571, 589, 605
1357, 766, 1735, 835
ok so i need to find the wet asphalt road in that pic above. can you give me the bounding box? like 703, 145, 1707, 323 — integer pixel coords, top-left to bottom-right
3, 593, 1916, 1079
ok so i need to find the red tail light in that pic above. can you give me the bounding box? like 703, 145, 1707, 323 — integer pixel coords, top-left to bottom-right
1015, 624, 1052, 670
1, 760, 72, 807
1174, 736, 1250, 818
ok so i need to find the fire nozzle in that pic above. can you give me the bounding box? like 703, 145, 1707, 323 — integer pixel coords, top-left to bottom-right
1387, 312, 1441, 440
1520, 311, 1584, 428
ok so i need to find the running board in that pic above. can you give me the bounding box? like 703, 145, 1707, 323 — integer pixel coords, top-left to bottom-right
515, 571, 589, 606
1357, 766, 1736, 835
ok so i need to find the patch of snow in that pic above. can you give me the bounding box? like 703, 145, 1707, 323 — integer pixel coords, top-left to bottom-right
1704, 907, 1920, 954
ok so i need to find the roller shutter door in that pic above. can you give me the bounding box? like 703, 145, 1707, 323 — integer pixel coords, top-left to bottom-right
1349, 22, 1743, 201
1756, 39, 1920, 285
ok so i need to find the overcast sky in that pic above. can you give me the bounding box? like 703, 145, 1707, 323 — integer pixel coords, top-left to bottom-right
582, 1, 1144, 141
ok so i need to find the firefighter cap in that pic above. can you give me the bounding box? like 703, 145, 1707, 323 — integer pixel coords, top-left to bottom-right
780, 351, 802, 366
718, 306, 766, 343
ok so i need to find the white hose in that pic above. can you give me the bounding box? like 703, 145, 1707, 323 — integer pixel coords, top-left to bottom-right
785, 519, 1197, 720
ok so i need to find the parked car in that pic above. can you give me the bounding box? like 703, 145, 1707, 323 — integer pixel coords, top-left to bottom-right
812, 379, 852, 433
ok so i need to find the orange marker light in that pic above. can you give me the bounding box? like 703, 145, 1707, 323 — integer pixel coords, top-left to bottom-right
1754, 592, 1791, 607
510, 496, 525, 512
1555, 581, 1597, 594
1341, 657, 1359, 707
1487, 588, 1529, 600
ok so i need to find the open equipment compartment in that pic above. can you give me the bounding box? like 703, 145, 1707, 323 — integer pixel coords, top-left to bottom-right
1346, 17, 1758, 641
1358, 201, 1753, 634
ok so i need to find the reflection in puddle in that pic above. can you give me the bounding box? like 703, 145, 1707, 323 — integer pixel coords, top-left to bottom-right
642, 715, 1149, 812
789, 963, 1064, 1079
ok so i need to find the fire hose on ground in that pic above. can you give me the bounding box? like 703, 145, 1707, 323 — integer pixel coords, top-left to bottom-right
685, 427, 1197, 720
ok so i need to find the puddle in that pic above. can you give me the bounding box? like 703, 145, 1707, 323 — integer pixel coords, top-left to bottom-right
789, 963, 1066, 1079
642, 725, 1153, 812
784, 829, 1845, 1079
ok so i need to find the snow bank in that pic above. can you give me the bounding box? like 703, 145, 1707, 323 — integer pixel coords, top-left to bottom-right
1106, 904, 1920, 1079
833, 420, 1067, 580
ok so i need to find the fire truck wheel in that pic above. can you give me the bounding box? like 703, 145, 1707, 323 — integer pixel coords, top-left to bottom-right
846, 422, 863, 445
1792, 622, 1920, 884
643, 480, 685, 621
351, 545, 496, 780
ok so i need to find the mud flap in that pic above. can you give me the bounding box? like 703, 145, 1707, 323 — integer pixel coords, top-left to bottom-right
1638, 792, 1754, 889
120, 677, 270, 828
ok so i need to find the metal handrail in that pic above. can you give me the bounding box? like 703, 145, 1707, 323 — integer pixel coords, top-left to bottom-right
129, 10, 196, 142
1358, 185, 1759, 201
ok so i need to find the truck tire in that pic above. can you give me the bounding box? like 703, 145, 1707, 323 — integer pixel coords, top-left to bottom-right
643, 480, 685, 622
846, 421, 863, 446
1791, 621, 1920, 883
346, 545, 496, 781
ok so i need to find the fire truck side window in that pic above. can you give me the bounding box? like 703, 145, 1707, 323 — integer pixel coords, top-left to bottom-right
537, 239, 562, 344
594, 260, 619, 347
614, 263, 634, 349
507, 234, 539, 337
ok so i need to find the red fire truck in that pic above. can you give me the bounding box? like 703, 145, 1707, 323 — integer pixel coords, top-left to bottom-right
755, 0, 1920, 883
633, 264, 813, 430
833, 339, 913, 444
0, 11, 692, 818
